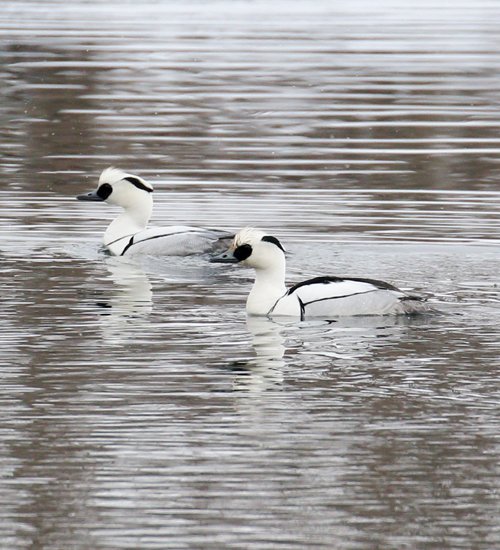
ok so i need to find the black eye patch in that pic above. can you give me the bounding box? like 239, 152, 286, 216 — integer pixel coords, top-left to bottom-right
234, 244, 252, 261
97, 183, 113, 200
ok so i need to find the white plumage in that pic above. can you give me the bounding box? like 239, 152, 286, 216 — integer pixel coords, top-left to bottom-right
211, 228, 432, 319
76, 167, 232, 256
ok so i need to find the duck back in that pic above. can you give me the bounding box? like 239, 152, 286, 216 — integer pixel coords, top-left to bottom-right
270, 276, 429, 319
108, 226, 233, 256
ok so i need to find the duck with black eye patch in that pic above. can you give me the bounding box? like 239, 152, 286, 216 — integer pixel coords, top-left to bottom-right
211, 228, 434, 320
76, 167, 233, 256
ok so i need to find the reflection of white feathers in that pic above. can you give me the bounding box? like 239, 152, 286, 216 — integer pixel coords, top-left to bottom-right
231, 317, 286, 392
99, 257, 153, 343
104, 257, 153, 314
247, 316, 286, 364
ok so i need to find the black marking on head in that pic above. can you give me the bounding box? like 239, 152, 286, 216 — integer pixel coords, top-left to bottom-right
124, 176, 153, 193
97, 183, 113, 200
287, 276, 400, 295
261, 235, 285, 252
234, 243, 253, 261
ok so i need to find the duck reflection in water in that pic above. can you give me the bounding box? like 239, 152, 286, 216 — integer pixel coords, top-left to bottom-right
96, 256, 153, 342
230, 312, 437, 393
229, 316, 287, 392
94, 254, 228, 342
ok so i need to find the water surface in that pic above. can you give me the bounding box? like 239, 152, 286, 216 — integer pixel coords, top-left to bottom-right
1, 1, 499, 548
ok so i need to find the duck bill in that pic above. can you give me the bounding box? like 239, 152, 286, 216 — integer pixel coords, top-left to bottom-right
210, 249, 239, 263
76, 190, 104, 202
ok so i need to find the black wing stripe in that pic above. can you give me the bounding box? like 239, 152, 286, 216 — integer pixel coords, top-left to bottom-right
120, 235, 135, 256
297, 297, 306, 321
288, 276, 399, 295
104, 233, 137, 248
134, 229, 206, 243
302, 289, 381, 307
119, 229, 209, 254
268, 296, 284, 316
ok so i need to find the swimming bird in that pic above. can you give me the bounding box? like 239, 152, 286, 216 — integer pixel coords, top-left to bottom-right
211, 228, 432, 319
76, 167, 232, 256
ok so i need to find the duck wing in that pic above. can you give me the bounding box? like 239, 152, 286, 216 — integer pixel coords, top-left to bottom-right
117, 226, 233, 256
273, 276, 427, 319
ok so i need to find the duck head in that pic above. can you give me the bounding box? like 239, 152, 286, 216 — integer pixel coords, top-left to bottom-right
211, 227, 286, 270
212, 228, 288, 315
77, 168, 155, 248
77, 167, 153, 209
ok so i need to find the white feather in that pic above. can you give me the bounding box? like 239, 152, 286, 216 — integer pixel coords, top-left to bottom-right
77, 167, 231, 256
217, 228, 432, 319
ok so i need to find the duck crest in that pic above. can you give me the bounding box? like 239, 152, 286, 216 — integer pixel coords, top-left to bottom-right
233, 227, 267, 248
99, 167, 154, 192
99, 166, 128, 185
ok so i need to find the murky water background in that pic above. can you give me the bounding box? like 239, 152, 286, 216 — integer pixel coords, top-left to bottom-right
1, 1, 500, 548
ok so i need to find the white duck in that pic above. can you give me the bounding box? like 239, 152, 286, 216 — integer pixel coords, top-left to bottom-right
76, 167, 232, 256
211, 228, 432, 319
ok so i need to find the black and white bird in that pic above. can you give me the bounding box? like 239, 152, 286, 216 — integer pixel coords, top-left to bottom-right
211, 228, 432, 319
76, 167, 232, 256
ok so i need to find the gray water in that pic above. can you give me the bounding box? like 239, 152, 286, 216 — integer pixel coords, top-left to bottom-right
1, 1, 500, 548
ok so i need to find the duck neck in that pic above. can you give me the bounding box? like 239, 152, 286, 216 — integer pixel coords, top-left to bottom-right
103, 196, 152, 246
246, 257, 287, 316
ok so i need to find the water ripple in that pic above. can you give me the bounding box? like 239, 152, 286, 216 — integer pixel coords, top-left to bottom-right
1, 1, 500, 549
